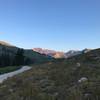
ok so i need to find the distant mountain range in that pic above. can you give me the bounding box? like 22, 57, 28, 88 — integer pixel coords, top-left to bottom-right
33, 48, 65, 58
0, 41, 92, 66
33, 48, 91, 58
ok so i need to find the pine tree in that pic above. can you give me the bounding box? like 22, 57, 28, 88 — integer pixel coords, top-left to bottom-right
14, 48, 25, 66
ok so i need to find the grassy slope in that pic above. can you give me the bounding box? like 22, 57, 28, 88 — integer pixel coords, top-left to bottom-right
24, 49, 53, 64
0, 49, 100, 100
0, 66, 21, 75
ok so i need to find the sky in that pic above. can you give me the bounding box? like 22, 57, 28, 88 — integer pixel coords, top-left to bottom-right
0, 0, 100, 51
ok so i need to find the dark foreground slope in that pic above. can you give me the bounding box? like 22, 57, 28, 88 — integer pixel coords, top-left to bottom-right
0, 49, 100, 100
0, 43, 53, 67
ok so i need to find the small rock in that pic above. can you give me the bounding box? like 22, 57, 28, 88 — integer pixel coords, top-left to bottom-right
78, 77, 88, 83
9, 88, 13, 92
76, 63, 81, 67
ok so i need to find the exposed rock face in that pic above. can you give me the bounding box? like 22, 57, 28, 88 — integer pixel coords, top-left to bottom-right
65, 50, 82, 58
33, 48, 65, 58
33, 48, 56, 55
53, 52, 65, 58
83, 48, 91, 53
33, 48, 82, 58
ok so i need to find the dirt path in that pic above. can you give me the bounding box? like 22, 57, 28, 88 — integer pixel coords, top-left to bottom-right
0, 66, 31, 83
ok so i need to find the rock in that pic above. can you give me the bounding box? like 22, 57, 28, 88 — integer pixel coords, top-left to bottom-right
84, 93, 91, 97
83, 48, 91, 53
9, 88, 13, 92
78, 77, 88, 83
76, 63, 81, 67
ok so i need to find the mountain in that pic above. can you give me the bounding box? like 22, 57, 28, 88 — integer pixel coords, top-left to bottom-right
0, 41, 53, 67
65, 50, 82, 58
33, 48, 82, 58
82, 48, 92, 53
0, 48, 100, 100
33, 48, 65, 58
33, 48, 56, 55
0, 41, 14, 47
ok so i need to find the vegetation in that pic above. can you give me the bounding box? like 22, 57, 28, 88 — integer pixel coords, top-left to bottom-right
0, 45, 25, 67
0, 48, 100, 100
0, 66, 21, 74
0, 44, 53, 68
13, 48, 25, 66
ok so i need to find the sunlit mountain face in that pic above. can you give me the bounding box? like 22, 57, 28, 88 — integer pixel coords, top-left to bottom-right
33, 48, 85, 58
33, 48, 65, 58
0, 41, 13, 47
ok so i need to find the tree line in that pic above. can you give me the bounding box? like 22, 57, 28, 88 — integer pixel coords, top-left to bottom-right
0, 47, 32, 67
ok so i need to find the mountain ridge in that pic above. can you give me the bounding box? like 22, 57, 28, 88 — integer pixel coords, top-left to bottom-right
0, 41, 14, 47
33, 48, 91, 58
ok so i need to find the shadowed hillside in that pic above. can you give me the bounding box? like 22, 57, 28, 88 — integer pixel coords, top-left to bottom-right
0, 42, 53, 67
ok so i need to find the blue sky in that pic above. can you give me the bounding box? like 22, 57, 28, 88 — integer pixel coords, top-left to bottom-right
0, 0, 100, 51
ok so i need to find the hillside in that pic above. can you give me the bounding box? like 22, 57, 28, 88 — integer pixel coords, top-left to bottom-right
0, 48, 100, 100
33, 48, 65, 58
0, 41, 13, 47
0, 41, 53, 67
24, 49, 53, 64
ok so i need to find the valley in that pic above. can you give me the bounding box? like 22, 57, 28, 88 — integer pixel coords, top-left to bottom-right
0, 43, 100, 100
0, 0, 99, 99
